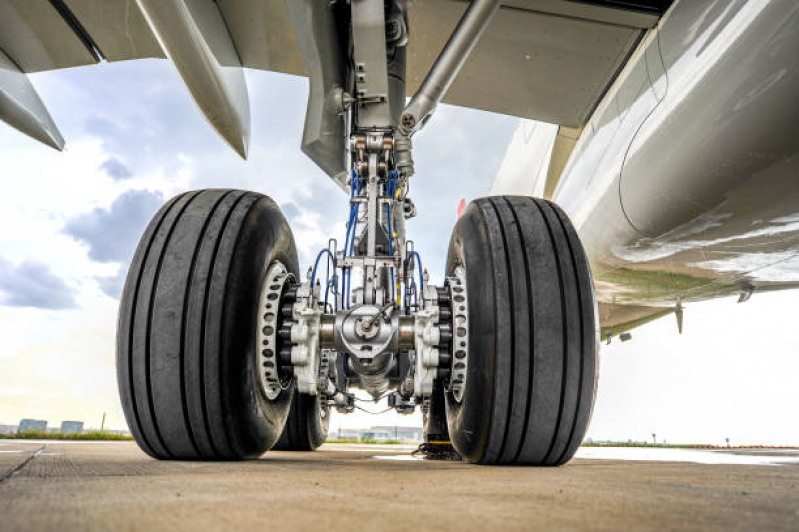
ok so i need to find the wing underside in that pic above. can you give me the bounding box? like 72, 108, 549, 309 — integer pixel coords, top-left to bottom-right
1, 0, 672, 166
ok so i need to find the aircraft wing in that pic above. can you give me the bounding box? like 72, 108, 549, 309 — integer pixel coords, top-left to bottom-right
1, 0, 672, 178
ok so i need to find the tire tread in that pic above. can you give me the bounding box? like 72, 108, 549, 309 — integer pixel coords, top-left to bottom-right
445, 196, 596, 466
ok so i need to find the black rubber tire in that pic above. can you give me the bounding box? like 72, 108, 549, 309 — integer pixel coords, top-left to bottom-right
116, 189, 299, 460
271, 390, 330, 451
423, 381, 449, 443
444, 196, 598, 465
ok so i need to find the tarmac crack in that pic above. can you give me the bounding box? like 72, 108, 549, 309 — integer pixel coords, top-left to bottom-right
0, 445, 45, 486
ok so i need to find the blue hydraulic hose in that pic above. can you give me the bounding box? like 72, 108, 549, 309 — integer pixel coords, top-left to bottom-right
310, 248, 336, 289
345, 174, 362, 308
324, 278, 337, 311
408, 250, 424, 291
342, 170, 358, 308
386, 171, 395, 303
342, 206, 357, 308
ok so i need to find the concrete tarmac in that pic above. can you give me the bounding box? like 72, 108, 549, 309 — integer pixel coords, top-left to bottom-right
1, 440, 798, 531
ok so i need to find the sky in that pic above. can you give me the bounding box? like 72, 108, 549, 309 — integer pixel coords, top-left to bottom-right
0, 59, 797, 446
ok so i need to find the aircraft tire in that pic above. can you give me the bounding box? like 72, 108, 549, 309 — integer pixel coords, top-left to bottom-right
271, 389, 329, 451
444, 196, 598, 465
116, 189, 298, 460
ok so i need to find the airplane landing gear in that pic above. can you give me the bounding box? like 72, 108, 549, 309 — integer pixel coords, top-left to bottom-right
116, 0, 598, 466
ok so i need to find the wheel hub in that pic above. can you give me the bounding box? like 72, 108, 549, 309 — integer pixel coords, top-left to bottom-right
256, 261, 295, 400
445, 266, 469, 403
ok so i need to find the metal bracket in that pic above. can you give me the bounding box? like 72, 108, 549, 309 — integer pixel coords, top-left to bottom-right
351, 0, 392, 127
413, 283, 441, 397
291, 282, 323, 395
399, 0, 501, 136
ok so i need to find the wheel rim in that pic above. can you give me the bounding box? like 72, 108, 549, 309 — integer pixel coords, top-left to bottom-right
446, 265, 469, 403
256, 261, 294, 400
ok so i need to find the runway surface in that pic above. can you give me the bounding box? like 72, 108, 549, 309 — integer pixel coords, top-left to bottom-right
1, 440, 798, 531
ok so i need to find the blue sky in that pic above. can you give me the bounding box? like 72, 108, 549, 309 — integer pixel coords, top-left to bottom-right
1, 59, 798, 445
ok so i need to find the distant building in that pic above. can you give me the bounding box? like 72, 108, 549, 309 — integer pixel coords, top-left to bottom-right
18, 419, 47, 433
334, 428, 362, 440
60, 421, 84, 434
329, 426, 423, 442
370, 425, 423, 442
361, 430, 393, 442
0, 425, 17, 435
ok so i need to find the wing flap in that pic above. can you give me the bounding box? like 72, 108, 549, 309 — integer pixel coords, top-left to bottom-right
136, 0, 251, 159
65, 0, 165, 62
0, 0, 98, 73
0, 48, 65, 150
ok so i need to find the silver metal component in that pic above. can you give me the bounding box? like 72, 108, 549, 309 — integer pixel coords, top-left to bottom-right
412, 284, 441, 397
351, 0, 392, 127
335, 304, 398, 360
284, 0, 348, 186
394, 135, 414, 177
333, 88, 356, 114
332, 392, 355, 413
398, 316, 415, 348
447, 266, 469, 403
317, 349, 336, 396
291, 282, 323, 395
388, 392, 415, 414
256, 262, 293, 401
319, 314, 336, 348
399, 0, 501, 136
351, 352, 394, 398
355, 316, 381, 340
362, 133, 385, 305
362, 302, 395, 331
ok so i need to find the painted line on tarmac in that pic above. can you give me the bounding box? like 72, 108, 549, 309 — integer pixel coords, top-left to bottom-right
575, 447, 799, 466
0, 445, 44, 485
0, 440, 129, 445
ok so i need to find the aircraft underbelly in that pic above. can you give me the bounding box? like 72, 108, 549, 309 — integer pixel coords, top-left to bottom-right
554, 0, 799, 326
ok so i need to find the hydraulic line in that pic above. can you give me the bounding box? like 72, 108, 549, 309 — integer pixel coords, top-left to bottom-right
310, 248, 336, 288
343, 171, 362, 309
386, 170, 396, 305
407, 250, 424, 290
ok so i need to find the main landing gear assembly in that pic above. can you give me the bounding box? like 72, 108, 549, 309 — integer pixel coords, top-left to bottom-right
116, 0, 598, 465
